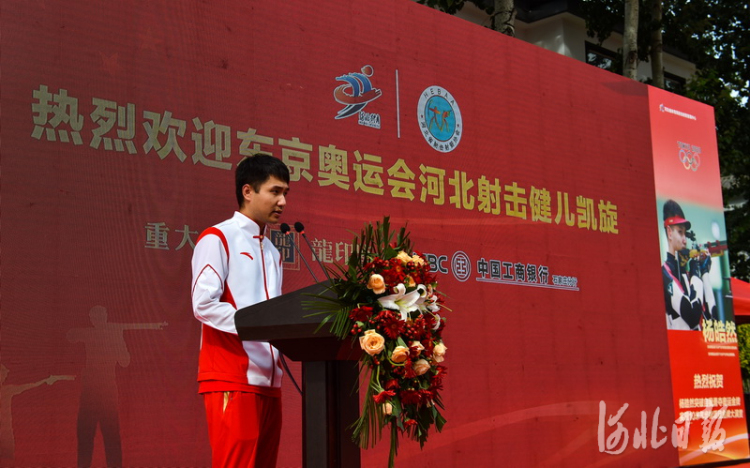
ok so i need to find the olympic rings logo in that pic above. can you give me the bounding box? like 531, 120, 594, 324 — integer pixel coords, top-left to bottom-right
679, 148, 701, 171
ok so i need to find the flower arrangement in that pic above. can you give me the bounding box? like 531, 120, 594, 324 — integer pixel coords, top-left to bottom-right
307, 217, 448, 467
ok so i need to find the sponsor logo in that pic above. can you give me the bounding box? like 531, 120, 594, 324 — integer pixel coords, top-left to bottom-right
333, 65, 382, 128
659, 103, 697, 121
417, 85, 462, 152
424, 253, 449, 275
426, 250, 578, 291
270, 229, 299, 270
451, 251, 471, 282
358, 111, 381, 129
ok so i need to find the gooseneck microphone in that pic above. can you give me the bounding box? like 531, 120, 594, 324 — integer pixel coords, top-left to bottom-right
280, 223, 318, 282
293, 222, 332, 283
275, 223, 304, 397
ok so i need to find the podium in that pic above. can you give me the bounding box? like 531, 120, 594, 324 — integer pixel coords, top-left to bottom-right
235, 282, 361, 468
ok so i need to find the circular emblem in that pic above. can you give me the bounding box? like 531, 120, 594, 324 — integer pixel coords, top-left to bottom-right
451, 251, 471, 282
417, 86, 462, 153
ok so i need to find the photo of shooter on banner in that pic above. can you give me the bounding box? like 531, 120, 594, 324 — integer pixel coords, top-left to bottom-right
662, 199, 728, 331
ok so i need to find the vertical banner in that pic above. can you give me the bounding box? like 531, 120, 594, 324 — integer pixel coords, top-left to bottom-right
649, 86, 750, 464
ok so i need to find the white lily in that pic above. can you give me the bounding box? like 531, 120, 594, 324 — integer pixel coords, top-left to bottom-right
431, 313, 442, 330
416, 292, 440, 314
377, 283, 425, 321
414, 285, 440, 314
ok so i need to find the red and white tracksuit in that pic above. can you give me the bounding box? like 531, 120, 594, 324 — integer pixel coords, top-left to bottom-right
191, 211, 284, 467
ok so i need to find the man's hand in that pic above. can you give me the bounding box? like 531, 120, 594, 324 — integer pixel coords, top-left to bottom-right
678, 249, 692, 269
698, 252, 712, 275
688, 257, 701, 278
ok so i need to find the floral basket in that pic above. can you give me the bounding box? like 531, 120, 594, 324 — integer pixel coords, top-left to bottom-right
305, 217, 448, 467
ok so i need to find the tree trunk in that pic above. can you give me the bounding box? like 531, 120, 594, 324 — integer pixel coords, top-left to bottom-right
650, 0, 665, 88
493, 0, 516, 37
623, 0, 639, 80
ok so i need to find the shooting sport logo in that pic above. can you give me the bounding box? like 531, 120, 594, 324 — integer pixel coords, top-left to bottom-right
417, 85, 462, 153
333, 65, 382, 129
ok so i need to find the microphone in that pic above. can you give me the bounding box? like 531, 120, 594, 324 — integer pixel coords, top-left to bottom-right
294, 222, 332, 283
280, 223, 318, 282
276, 223, 305, 397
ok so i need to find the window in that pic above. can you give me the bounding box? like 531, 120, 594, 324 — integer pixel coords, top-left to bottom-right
585, 42, 618, 72
664, 72, 686, 94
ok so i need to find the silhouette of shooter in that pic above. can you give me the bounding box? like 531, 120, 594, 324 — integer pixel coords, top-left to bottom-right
0, 364, 74, 461
428, 105, 452, 132
66, 305, 167, 467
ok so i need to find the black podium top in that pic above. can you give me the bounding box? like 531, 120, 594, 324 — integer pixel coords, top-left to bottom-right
234, 281, 359, 362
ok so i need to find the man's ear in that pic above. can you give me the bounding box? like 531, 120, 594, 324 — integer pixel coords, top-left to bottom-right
242, 184, 254, 205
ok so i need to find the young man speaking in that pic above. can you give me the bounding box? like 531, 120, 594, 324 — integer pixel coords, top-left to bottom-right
191, 154, 290, 467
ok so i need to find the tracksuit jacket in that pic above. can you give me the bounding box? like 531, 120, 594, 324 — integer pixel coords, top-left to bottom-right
191, 212, 283, 393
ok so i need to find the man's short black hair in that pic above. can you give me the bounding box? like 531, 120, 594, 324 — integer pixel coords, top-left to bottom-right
235, 154, 290, 208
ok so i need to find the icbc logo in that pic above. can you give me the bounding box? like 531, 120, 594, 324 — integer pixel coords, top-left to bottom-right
424, 251, 471, 282
451, 251, 471, 282
424, 253, 449, 274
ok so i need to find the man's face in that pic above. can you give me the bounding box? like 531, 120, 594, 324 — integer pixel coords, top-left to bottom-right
667, 224, 687, 253
242, 176, 289, 229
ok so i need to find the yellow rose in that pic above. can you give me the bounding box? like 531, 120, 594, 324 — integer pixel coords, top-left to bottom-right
409, 341, 425, 354
433, 342, 447, 363
359, 329, 385, 356
396, 251, 412, 265
367, 274, 386, 294
413, 359, 430, 376
391, 346, 409, 363
382, 402, 393, 415
411, 254, 425, 266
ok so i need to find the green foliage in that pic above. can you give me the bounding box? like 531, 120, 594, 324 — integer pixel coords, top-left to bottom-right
579, 0, 750, 281
305, 217, 413, 338
416, 0, 515, 34
580, 0, 663, 65
684, 69, 750, 280
668, 1, 750, 281
737, 324, 750, 392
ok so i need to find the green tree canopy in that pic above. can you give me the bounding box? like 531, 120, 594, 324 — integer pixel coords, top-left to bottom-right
580, 0, 750, 280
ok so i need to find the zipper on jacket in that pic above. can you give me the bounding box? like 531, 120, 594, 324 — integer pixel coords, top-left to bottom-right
258, 236, 276, 387
258, 237, 270, 300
